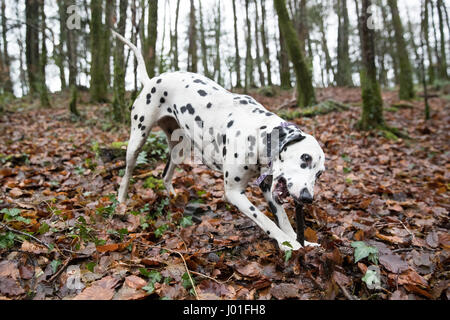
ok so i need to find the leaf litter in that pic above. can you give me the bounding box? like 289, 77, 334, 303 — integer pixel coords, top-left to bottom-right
0, 88, 448, 300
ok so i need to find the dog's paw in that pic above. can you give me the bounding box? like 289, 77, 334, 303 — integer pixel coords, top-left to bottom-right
278, 239, 302, 251
304, 241, 320, 247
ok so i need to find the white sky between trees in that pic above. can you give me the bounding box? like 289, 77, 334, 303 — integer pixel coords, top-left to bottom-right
2, 0, 446, 98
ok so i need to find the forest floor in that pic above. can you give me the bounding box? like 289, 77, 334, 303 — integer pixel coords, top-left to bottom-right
0, 86, 449, 300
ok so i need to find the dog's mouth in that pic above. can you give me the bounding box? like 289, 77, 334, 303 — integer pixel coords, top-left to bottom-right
273, 177, 289, 205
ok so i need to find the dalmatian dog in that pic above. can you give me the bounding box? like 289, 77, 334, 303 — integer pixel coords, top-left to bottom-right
113, 31, 325, 251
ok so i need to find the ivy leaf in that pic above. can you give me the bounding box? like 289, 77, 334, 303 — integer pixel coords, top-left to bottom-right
351, 241, 379, 264
362, 269, 381, 289
50, 260, 61, 273
180, 216, 193, 228
182, 272, 195, 289
142, 282, 155, 294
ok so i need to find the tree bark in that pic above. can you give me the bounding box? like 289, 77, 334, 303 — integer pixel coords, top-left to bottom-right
278, 27, 291, 90
187, 0, 198, 73
104, 0, 114, 87
145, 0, 158, 78
25, 0, 40, 95
274, 0, 316, 107
213, 0, 222, 85
436, 0, 448, 79
198, 0, 210, 78
424, 0, 435, 84
38, 0, 50, 108
358, 0, 384, 130
1, 0, 13, 94
336, 0, 353, 87
254, 0, 265, 87
387, 0, 415, 100
260, 0, 272, 86
244, 0, 255, 91
380, 2, 399, 86
232, 0, 242, 88
172, 0, 181, 71
57, 0, 67, 90
90, 0, 108, 102
113, 0, 128, 123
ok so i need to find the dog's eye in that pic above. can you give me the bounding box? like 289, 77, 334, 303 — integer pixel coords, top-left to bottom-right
316, 171, 323, 180
301, 154, 312, 163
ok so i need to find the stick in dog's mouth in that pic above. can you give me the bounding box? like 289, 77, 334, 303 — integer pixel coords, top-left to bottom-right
273, 177, 307, 247
295, 204, 305, 247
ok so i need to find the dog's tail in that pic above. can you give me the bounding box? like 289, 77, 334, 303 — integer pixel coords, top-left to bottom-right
111, 30, 150, 86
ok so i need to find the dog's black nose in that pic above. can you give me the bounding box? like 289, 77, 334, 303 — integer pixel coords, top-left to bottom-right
300, 188, 313, 203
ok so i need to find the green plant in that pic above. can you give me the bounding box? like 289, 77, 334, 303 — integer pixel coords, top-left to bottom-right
1, 208, 30, 224
143, 176, 164, 190
141, 269, 162, 294
282, 241, 293, 262
351, 241, 379, 264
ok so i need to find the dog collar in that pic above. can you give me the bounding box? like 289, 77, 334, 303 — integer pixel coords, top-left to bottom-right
255, 122, 299, 187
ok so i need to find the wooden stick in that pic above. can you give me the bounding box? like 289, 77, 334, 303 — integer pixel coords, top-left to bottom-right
0, 222, 51, 250
295, 205, 305, 247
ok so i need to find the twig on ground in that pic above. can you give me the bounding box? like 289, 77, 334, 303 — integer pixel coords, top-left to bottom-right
46, 257, 72, 283
0, 222, 51, 250
336, 282, 358, 300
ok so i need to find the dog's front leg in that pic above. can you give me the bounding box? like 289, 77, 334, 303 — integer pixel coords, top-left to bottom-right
262, 191, 298, 240
225, 188, 302, 251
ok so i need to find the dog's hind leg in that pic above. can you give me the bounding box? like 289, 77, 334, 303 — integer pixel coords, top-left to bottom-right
162, 152, 176, 196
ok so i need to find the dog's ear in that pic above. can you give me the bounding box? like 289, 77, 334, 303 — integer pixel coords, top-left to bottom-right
267, 126, 306, 159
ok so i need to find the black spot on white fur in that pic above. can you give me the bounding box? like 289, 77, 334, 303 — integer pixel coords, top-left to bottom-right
151, 87, 156, 93
227, 120, 234, 128
207, 103, 212, 108
198, 90, 207, 97
139, 116, 144, 122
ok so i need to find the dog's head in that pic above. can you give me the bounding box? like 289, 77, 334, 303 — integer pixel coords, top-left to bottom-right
264, 125, 325, 205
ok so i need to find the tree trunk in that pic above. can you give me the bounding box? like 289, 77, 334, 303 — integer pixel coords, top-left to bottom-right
278, 28, 291, 90
1, 0, 13, 94
187, 0, 197, 73
232, 0, 242, 88
56, 0, 67, 90
420, 1, 430, 120
274, 0, 316, 107
104, 0, 114, 87
25, 0, 40, 95
260, 0, 272, 86
158, 0, 167, 75
336, 0, 353, 87
405, 7, 422, 83
358, 0, 384, 130
214, 0, 222, 85
424, 0, 435, 84
112, 0, 128, 123
380, 3, 399, 86
296, 0, 307, 55
173, 0, 181, 71
145, 0, 158, 78
254, 0, 265, 87
318, 6, 335, 86
90, 0, 108, 102
198, 0, 210, 78
38, 0, 50, 108
430, 0, 442, 81
244, 0, 255, 91
387, 0, 415, 100
436, 0, 448, 79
